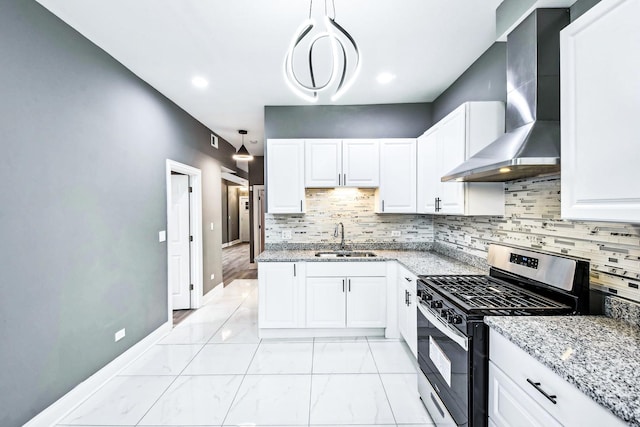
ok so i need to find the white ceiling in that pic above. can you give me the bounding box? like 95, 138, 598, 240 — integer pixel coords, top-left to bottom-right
36, 0, 504, 156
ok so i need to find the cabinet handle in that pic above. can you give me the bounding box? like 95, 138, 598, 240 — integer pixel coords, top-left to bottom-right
343, 279, 345, 293
344, 173, 346, 184
405, 277, 412, 282
300, 200, 303, 212
405, 290, 409, 305
338, 174, 341, 186
526, 379, 557, 404
293, 264, 296, 277
382, 200, 385, 212
348, 279, 351, 292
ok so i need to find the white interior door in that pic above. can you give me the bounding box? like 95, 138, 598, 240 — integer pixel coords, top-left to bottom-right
239, 195, 250, 242
169, 174, 191, 310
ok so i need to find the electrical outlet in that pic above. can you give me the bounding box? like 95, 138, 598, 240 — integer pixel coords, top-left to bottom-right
281, 230, 292, 240
391, 230, 401, 237
210, 273, 215, 281
210, 222, 214, 231
158, 230, 166, 242
115, 328, 126, 342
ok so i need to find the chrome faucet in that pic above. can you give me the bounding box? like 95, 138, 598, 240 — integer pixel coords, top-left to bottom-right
334, 222, 345, 250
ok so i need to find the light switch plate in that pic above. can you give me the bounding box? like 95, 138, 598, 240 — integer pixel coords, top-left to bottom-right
210, 222, 214, 231
115, 328, 126, 342
281, 230, 292, 240
159, 230, 166, 242
391, 231, 401, 237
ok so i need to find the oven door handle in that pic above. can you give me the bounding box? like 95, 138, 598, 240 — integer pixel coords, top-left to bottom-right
418, 302, 469, 352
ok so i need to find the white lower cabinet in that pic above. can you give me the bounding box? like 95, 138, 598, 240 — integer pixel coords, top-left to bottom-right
489, 329, 626, 427
258, 262, 305, 328
306, 262, 387, 329
397, 265, 417, 357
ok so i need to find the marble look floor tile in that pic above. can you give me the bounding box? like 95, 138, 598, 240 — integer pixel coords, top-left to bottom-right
223, 375, 311, 426
380, 374, 434, 425
309, 374, 395, 425
312, 341, 377, 374
138, 375, 242, 425
59, 376, 174, 425
313, 336, 368, 342
182, 300, 243, 324
181, 343, 258, 375
368, 340, 417, 373
119, 344, 202, 376
247, 342, 313, 374
160, 321, 224, 345
209, 307, 260, 344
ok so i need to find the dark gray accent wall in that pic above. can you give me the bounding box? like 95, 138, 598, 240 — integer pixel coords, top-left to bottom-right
0, 1, 242, 425
432, 43, 507, 123
570, 0, 602, 21
264, 103, 433, 139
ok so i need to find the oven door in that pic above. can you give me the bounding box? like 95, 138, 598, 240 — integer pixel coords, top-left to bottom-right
417, 302, 470, 427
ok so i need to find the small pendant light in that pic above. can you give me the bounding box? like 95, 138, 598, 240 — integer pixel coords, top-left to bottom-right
233, 129, 253, 161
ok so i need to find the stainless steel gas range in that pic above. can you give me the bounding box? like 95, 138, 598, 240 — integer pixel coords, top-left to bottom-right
416, 244, 590, 427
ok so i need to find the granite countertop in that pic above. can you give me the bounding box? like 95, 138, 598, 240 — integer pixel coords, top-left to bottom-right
485, 315, 640, 426
255, 249, 486, 276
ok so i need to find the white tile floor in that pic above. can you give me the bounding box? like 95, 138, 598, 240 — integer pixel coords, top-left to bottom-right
57, 279, 434, 427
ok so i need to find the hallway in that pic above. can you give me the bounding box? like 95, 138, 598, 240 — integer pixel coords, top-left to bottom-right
222, 243, 256, 286
56, 279, 434, 426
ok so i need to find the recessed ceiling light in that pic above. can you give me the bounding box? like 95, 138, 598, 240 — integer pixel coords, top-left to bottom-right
191, 76, 209, 89
376, 72, 396, 84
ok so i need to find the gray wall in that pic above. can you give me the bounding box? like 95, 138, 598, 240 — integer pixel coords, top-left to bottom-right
264, 103, 433, 139
432, 43, 507, 123
0, 1, 243, 425
570, 0, 601, 20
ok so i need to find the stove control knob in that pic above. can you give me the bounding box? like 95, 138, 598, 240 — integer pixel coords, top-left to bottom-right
430, 300, 443, 309
450, 315, 463, 325
440, 309, 450, 318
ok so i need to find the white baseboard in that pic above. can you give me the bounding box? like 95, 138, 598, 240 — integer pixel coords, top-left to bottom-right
221, 239, 242, 249
25, 322, 171, 427
202, 281, 225, 305
258, 327, 385, 339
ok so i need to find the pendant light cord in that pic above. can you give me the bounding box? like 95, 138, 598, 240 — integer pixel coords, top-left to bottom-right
309, 0, 336, 19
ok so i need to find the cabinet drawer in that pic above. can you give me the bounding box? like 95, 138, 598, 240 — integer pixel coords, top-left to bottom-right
489, 361, 562, 427
489, 329, 626, 427
306, 261, 386, 277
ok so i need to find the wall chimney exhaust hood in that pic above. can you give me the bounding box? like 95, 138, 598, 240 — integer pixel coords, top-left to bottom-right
442, 8, 569, 183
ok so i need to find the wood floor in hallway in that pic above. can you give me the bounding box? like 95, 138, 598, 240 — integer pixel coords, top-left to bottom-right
222, 243, 257, 286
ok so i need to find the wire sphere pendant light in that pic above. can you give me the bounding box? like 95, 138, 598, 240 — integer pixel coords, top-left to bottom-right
284, 0, 361, 103
233, 130, 253, 161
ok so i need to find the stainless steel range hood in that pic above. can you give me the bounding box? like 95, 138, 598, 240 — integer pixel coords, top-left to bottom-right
442, 8, 569, 183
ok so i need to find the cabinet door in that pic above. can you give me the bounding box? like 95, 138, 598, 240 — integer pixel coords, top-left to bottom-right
397, 267, 417, 357
378, 139, 417, 213
266, 139, 305, 213
561, 0, 640, 222
343, 139, 379, 187
437, 107, 466, 215
258, 262, 301, 328
489, 362, 562, 427
417, 128, 438, 214
306, 277, 346, 328
346, 277, 387, 328
305, 139, 341, 188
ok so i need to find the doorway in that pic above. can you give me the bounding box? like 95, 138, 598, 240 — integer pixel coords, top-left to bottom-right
252, 184, 265, 260
165, 160, 203, 326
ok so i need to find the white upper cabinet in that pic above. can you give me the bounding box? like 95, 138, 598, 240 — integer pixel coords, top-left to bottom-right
377, 138, 417, 213
342, 139, 380, 187
305, 139, 379, 188
417, 102, 506, 216
560, 0, 640, 223
266, 139, 305, 214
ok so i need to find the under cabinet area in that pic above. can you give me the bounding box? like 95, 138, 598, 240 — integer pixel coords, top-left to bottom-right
306, 262, 387, 328
560, 0, 640, 223
417, 102, 505, 216
397, 265, 417, 357
305, 139, 379, 188
488, 329, 626, 427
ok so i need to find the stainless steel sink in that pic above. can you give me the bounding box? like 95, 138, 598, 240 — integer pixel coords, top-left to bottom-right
315, 251, 377, 258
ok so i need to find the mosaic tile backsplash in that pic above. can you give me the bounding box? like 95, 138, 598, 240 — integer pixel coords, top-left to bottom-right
265, 188, 434, 246
265, 175, 640, 302
435, 175, 640, 301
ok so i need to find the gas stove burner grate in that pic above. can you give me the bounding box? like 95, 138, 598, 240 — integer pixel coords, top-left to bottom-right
422, 275, 571, 312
